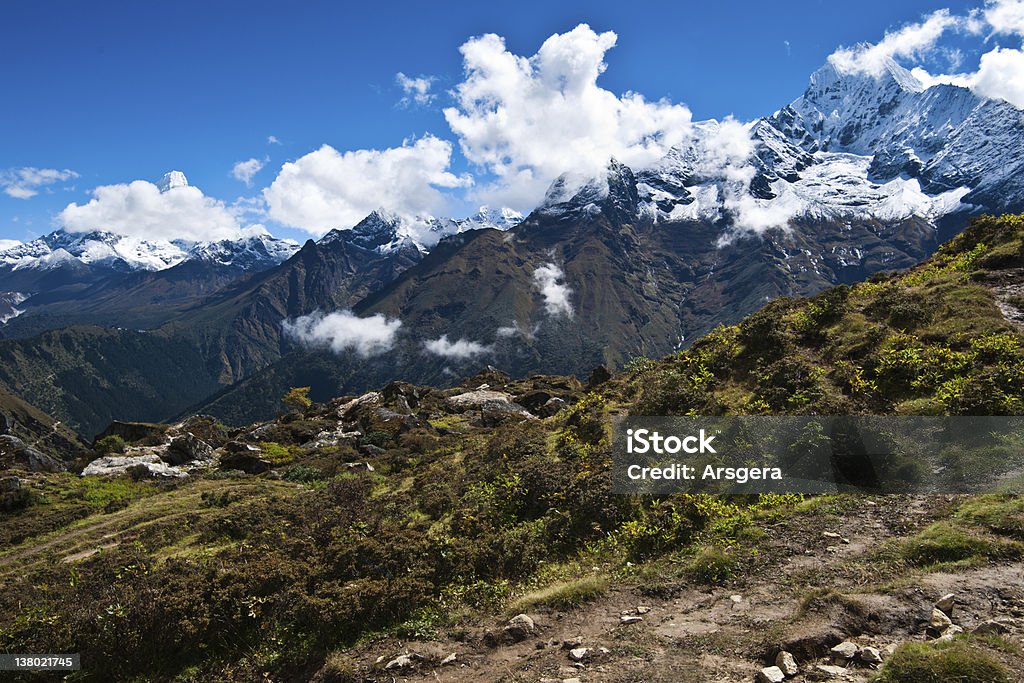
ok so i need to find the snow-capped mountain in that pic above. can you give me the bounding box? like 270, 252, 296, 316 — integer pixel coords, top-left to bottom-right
541, 56, 1024, 231
318, 206, 524, 255
183, 233, 300, 270
157, 170, 189, 193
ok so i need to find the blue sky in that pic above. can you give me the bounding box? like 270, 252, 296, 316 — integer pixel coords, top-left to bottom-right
0, 0, 1009, 244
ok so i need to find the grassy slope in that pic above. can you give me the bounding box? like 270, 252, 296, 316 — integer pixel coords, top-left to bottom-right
0, 215, 1022, 681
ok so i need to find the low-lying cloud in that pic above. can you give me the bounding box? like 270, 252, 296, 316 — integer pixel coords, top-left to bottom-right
283, 310, 402, 357
423, 335, 491, 358
533, 262, 574, 317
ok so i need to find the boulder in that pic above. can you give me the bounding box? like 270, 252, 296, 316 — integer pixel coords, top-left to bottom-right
620, 615, 643, 624
503, 614, 537, 642
929, 607, 953, 634
973, 619, 1010, 635
165, 433, 214, 466
757, 666, 786, 683
0, 413, 9, 435
935, 593, 955, 616
446, 390, 513, 411
93, 421, 169, 446
775, 650, 799, 676
541, 397, 569, 417
481, 399, 536, 427
814, 664, 849, 678
0, 435, 65, 472
462, 365, 510, 389
218, 452, 272, 475
568, 647, 589, 662
586, 366, 612, 388
859, 646, 883, 664
384, 654, 418, 670
830, 641, 858, 663
336, 392, 382, 419
515, 390, 552, 414
82, 454, 187, 478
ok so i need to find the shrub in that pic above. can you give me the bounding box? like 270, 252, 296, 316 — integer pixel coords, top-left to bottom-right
510, 575, 609, 612
94, 435, 127, 455
686, 545, 737, 585
876, 639, 1010, 683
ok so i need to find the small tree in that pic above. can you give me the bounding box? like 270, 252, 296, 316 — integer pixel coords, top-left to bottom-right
282, 386, 313, 413
94, 435, 127, 455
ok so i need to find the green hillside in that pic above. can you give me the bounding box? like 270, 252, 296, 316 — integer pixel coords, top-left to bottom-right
0, 215, 1022, 682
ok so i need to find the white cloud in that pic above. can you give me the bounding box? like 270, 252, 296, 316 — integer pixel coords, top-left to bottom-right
423, 334, 491, 358
986, 0, 1024, 35
915, 46, 1024, 107
283, 310, 402, 357
268, 135, 282, 145
828, 9, 961, 76
263, 136, 471, 235
231, 157, 267, 186
59, 179, 245, 241
0, 239, 21, 252
396, 72, 437, 106
443, 24, 693, 209
1, 167, 79, 199
533, 262, 573, 317
496, 319, 539, 340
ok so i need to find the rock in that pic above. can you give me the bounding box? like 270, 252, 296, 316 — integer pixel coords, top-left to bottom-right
440, 653, 457, 666
446, 390, 514, 411
541, 397, 569, 416
481, 399, 536, 427
859, 646, 883, 664
514, 390, 553, 413
586, 365, 612, 388
814, 664, 849, 678
0, 475, 22, 492
0, 435, 65, 472
935, 593, 955, 616
82, 454, 187, 479
384, 654, 416, 670
462, 365, 511, 389
93, 421, 168, 446
0, 413, 8, 435
730, 594, 743, 604
217, 452, 272, 475
504, 614, 537, 642
341, 462, 375, 472
336, 392, 382, 418
757, 666, 786, 683
973, 619, 1009, 635
830, 641, 858, 662
224, 441, 262, 454
360, 444, 387, 457
776, 650, 799, 676
637, 605, 651, 614
568, 647, 589, 662
562, 678, 582, 683
165, 433, 213, 466
929, 607, 953, 633
822, 531, 841, 539
560, 636, 583, 650
620, 615, 643, 624
937, 624, 963, 642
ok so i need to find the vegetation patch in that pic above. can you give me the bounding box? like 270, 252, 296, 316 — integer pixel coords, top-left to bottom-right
875, 638, 1010, 683
510, 575, 609, 612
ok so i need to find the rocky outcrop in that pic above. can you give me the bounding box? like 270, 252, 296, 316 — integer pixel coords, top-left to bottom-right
82, 454, 187, 478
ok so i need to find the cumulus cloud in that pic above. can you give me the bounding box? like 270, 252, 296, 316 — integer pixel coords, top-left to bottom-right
1, 167, 79, 199
59, 179, 245, 241
396, 72, 437, 107
231, 157, 267, 186
915, 46, 1024, 107
986, 0, 1024, 35
263, 136, 471, 235
283, 310, 402, 357
533, 262, 574, 317
828, 10, 962, 76
443, 24, 693, 208
423, 334, 492, 358
496, 319, 539, 340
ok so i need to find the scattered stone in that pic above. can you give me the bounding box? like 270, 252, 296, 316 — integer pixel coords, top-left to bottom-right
341, 461, 374, 472
830, 641, 858, 663
822, 531, 841, 539
541, 397, 569, 417
560, 637, 583, 650
0, 475, 22, 492
83, 454, 187, 478
384, 654, 416, 670
937, 624, 964, 642
568, 647, 590, 662
562, 678, 582, 683
504, 614, 537, 642
973, 619, 1009, 635
620, 615, 643, 624
757, 666, 786, 683
446, 390, 513, 411
859, 646, 883, 665
336, 392, 382, 418
814, 664, 849, 678
935, 593, 955, 616
929, 607, 953, 633
440, 653, 457, 666
637, 605, 651, 614
730, 594, 743, 604
775, 650, 799, 676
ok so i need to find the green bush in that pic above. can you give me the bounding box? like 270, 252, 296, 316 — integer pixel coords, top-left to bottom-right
94, 435, 127, 455
876, 639, 1010, 683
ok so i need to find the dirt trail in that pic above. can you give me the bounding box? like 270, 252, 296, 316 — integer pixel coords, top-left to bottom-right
348, 496, 1024, 682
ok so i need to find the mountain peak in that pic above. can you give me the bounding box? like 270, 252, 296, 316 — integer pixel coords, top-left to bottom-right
539, 158, 639, 221
157, 171, 189, 193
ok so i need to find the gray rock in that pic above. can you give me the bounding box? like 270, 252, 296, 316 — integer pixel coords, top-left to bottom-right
384, 654, 416, 670
446, 389, 513, 411
481, 399, 536, 427
973, 619, 1009, 635
859, 646, 883, 664
935, 593, 955, 616
504, 614, 537, 642
82, 454, 187, 479
830, 641, 858, 662
929, 607, 953, 632
775, 650, 799, 676
541, 397, 569, 417
440, 653, 457, 666
165, 433, 213, 465
218, 452, 272, 475
0, 435, 65, 472
568, 647, 589, 662
937, 624, 964, 642
814, 664, 849, 678
0, 475, 22, 492
620, 615, 643, 624
757, 666, 786, 683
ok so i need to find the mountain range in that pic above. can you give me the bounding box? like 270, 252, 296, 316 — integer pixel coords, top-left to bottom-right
1, 58, 1023, 437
